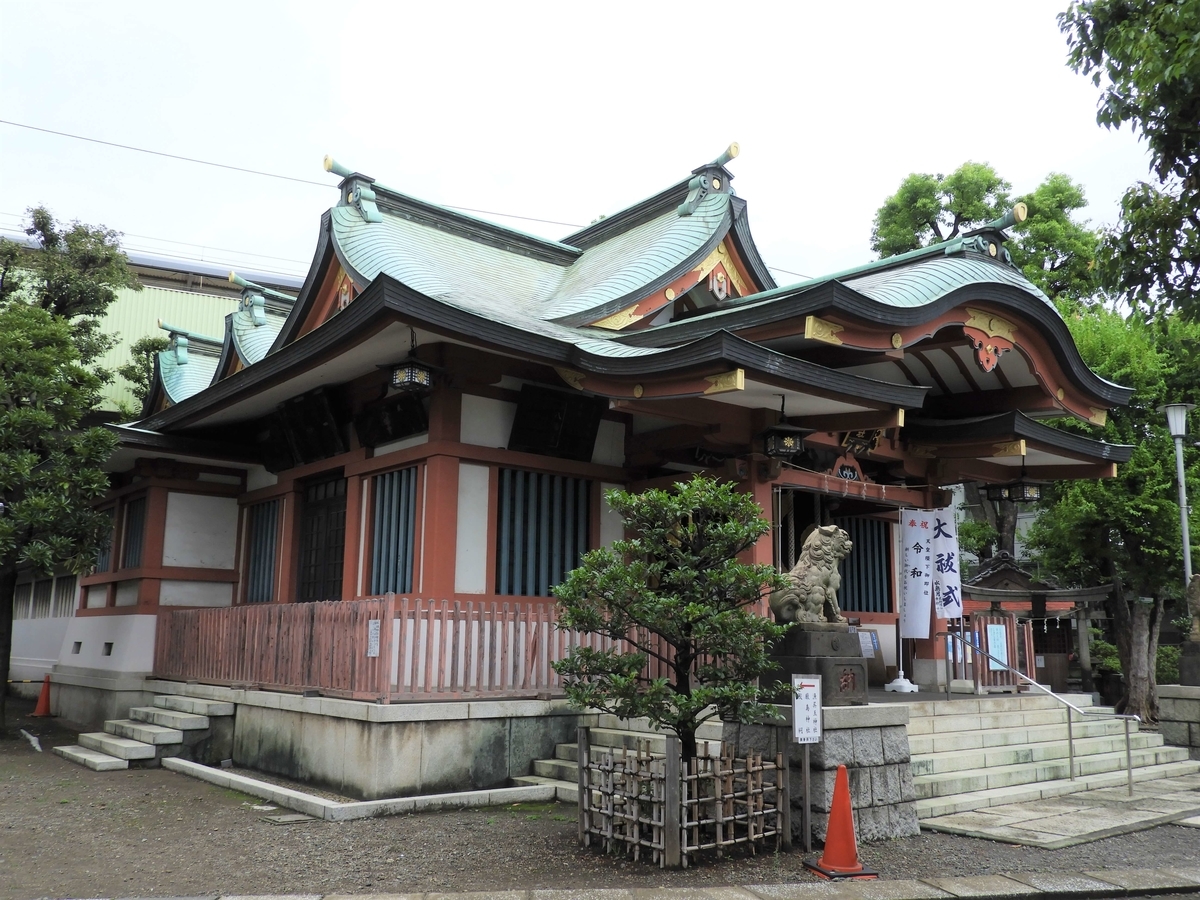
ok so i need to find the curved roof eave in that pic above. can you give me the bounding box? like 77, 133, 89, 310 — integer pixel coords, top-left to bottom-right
728, 196, 777, 292
906, 411, 1133, 463
142, 276, 927, 433
270, 212, 338, 352
614, 280, 1133, 407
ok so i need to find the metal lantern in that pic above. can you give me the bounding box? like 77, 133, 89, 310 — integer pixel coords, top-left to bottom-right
985, 479, 1043, 504
391, 356, 434, 393
763, 424, 814, 459
390, 327, 436, 394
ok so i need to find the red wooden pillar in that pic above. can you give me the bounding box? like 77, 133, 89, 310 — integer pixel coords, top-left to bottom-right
421, 384, 462, 598
276, 487, 303, 603
137, 486, 168, 609
342, 474, 364, 599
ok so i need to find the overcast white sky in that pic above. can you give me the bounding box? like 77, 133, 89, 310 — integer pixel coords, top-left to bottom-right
0, 1, 1155, 286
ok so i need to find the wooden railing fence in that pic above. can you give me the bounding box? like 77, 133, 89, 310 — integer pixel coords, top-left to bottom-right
153, 594, 774, 701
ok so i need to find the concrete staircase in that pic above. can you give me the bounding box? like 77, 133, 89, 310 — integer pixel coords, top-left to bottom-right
53, 695, 234, 772
513, 714, 725, 801
909, 693, 1200, 819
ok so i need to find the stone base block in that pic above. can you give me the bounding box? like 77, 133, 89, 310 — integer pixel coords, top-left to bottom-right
770, 656, 868, 706
774, 627, 864, 659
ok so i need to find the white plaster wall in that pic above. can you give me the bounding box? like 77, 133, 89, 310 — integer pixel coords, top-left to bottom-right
10, 618, 71, 680
460, 394, 516, 449
86, 588, 108, 608
159, 580, 233, 607
591, 420, 625, 467
56, 614, 157, 673
162, 492, 239, 568
245, 466, 278, 492
600, 481, 625, 548
455, 463, 490, 593
374, 433, 429, 457
114, 580, 140, 607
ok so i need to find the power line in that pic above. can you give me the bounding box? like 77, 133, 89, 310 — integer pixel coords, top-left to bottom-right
768, 265, 811, 279
0, 119, 586, 229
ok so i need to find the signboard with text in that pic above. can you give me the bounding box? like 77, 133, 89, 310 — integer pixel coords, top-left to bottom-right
792, 674, 823, 744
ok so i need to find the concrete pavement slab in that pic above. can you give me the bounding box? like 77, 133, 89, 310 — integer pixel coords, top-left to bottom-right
324, 895, 424, 899
631, 889, 762, 900
530, 891, 635, 900
1002, 872, 1125, 896
1179, 814, 1200, 826
426, 894, 528, 900
919, 875, 1039, 897
1084, 867, 1200, 891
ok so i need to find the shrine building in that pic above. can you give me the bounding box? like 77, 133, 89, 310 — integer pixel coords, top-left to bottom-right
47, 145, 1133, 720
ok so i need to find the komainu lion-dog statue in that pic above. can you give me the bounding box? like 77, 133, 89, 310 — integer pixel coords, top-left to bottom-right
769, 524, 854, 624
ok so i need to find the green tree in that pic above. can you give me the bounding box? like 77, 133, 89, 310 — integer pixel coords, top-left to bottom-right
871, 163, 1103, 558
1025, 310, 1200, 721
552, 477, 788, 762
115, 334, 169, 411
1060, 0, 1200, 316
0, 305, 119, 726
0, 207, 140, 368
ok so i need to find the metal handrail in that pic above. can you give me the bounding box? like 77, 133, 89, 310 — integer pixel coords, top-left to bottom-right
936, 630, 1139, 796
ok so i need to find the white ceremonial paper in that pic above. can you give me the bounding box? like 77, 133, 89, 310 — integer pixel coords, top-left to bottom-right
929, 508, 963, 619
899, 509, 934, 638
367, 619, 381, 658
859, 631, 877, 658
792, 675, 823, 744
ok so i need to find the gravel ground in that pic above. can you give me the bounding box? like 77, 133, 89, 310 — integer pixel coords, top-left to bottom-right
3, 697, 1200, 900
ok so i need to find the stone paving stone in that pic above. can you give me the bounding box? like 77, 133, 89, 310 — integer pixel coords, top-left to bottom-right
426, 894, 527, 900
1084, 867, 1200, 890
1179, 814, 1200, 826
1028, 810, 1159, 836
325, 895, 424, 900
742, 885, 844, 899
1002, 872, 1125, 896
631, 889, 762, 900
220, 896, 323, 900
919, 875, 1038, 897
531, 891, 635, 900
923, 811, 1027, 830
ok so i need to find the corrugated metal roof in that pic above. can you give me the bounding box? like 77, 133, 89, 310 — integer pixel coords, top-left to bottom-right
94, 285, 238, 412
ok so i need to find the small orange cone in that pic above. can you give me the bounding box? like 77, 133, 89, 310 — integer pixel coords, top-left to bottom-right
30, 675, 52, 717
804, 764, 878, 880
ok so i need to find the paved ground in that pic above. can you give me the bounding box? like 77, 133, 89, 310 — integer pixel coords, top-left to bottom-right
921, 772, 1200, 848
5, 698, 1200, 900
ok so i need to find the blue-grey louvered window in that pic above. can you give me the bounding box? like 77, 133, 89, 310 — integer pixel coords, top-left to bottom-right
94, 507, 115, 573
833, 516, 893, 614
496, 468, 590, 597
121, 497, 147, 569
371, 467, 418, 595
245, 499, 280, 604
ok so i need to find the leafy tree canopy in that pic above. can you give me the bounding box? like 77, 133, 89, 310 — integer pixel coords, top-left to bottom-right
116, 334, 169, 408
1025, 309, 1200, 719
0, 206, 139, 366
1061, 0, 1200, 316
552, 477, 788, 761
871, 163, 1100, 309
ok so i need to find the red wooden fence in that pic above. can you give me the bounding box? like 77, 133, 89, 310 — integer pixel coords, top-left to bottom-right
154, 596, 395, 702
153, 595, 774, 701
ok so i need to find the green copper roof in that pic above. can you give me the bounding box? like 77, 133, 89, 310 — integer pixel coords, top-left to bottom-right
330, 182, 730, 329
841, 254, 1051, 309
157, 326, 222, 404
231, 299, 288, 366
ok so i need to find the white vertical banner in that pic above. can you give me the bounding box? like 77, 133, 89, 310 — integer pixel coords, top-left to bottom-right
929, 508, 963, 619
899, 509, 933, 638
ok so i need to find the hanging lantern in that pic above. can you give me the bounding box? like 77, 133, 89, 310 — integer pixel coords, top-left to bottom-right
985, 479, 1043, 503
761, 395, 814, 458
390, 327, 436, 394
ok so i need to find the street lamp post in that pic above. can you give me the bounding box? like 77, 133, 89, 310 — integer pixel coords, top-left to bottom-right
1159, 403, 1195, 584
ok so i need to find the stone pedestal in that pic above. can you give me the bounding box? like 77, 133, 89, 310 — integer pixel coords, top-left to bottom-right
770, 623, 867, 707
724, 704, 920, 846
1158, 684, 1200, 760
1179, 640, 1200, 687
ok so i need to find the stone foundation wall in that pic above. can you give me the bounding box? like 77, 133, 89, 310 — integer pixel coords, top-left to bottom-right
724, 704, 919, 845
1159, 685, 1200, 760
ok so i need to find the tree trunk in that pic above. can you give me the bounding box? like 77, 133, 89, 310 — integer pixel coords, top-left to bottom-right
0, 565, 17, 731
1108, 577, 1162, 722
962, 485, 1018, 558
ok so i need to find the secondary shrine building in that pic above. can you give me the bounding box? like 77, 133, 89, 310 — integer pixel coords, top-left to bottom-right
47, 147, 1133, 719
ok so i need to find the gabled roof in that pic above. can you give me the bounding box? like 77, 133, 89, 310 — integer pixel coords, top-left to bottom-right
153, 323, 222, 406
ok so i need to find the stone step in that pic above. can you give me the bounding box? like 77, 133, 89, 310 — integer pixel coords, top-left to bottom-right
915, 759, 1200, 819
53, 744, 128, 771
153, 694, 235, 717
913, 745, 1192, 800
78, 732, 156, 760
533, 758, 578, 782
129, 706, 209, 730
595, 714, 723, 741
571, 727, 725, 758
905, 693, 1095, 718
511, 774, 579, 802
911, 732, 1164, 776
909, 718, 1134, 755
907, 707, 1076, 735
104, 718, 183, 745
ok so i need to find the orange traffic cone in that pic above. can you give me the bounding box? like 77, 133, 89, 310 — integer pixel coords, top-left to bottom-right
804, 764, 878, 880
30, 675, 52, 717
